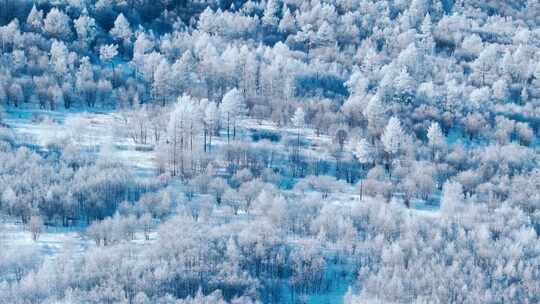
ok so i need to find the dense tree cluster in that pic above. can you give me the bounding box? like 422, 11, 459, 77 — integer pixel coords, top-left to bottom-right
1, 0, 540, 303
0, 125, 164, 225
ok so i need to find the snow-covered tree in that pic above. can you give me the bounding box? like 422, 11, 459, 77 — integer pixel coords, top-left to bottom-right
381, 116, 404, 156
291, 107, 305, 129
460, 34, 483, 59
393, 67, 416, 104
364, 94, 386, 140
43, 8, 72, 39
0, 19, 19, 53
76, 56, 96, 107
74, 14, 97, 48
220, 88, 246, 143
133, 32, 153, 58
99, 44, 118, 63
278, 6, 296, 33
8, 83, 23, 107
354, 138, 372, 165
110, 13, 132, 52
100, 44, 118, 84
26, 5, 43, 31
204, 101, 219, 152
427, 121, 445, 158
471, 44, 498, 86
29, 215, 43, 241
262, 0, 279, 28
440, 180, 465, 217
152, 60, 173, 105
353, 137, 372, 200
50, 40, 69, 77
492, 79, 509, 101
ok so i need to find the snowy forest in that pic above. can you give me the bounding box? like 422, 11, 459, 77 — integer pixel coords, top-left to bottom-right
0, 0, 540, 303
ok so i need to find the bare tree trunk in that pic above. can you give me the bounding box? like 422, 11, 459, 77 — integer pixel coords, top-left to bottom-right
359, 178, 363, 201
227, 113, 230, 143
203, 126, 207, 153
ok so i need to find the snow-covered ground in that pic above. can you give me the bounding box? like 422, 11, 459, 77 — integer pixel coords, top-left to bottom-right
0, 215, 87, 262
4, 109, 332, 174
4, 107, 156, 172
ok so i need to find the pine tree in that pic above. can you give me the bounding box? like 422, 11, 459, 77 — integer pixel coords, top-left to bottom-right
278, 6, 296, 33
110, 13, 132, 53
26, 5, 43, 31
316, 21, 336, 46
262, 0, 279, 28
